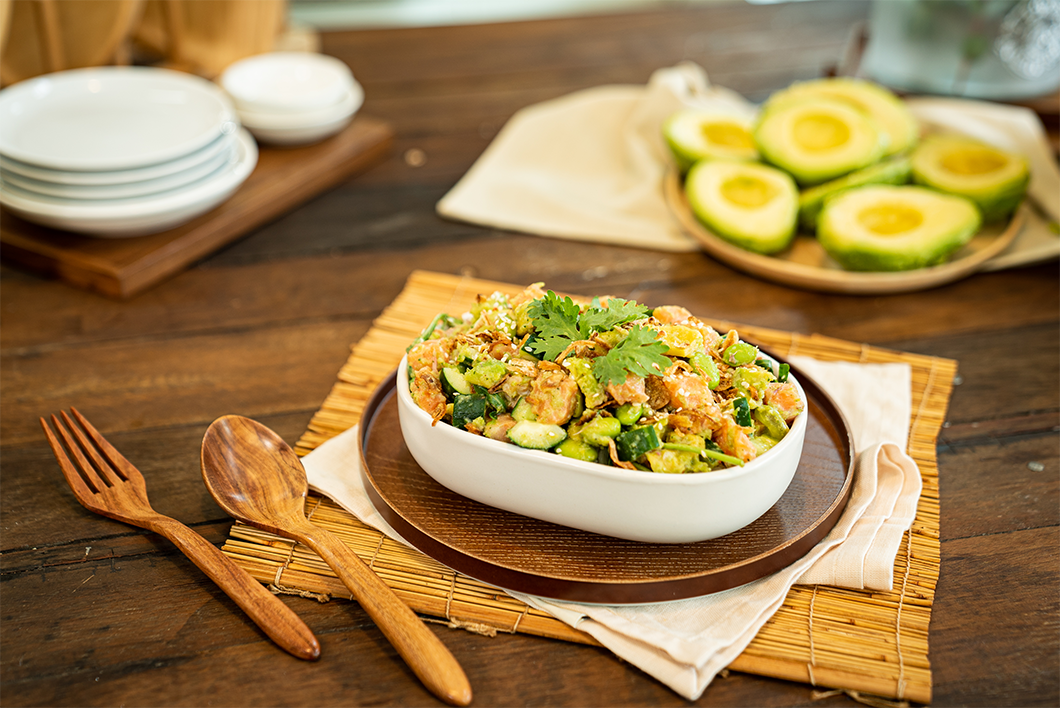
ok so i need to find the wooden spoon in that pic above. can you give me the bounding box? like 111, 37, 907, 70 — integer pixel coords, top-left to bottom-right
200, 415, 472, 707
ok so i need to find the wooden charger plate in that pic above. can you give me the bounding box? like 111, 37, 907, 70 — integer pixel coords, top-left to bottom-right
358, 363, 855, 604
664, 170, 1024, 295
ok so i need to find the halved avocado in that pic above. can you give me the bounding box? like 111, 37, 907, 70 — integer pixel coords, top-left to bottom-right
817, 185, 981, 271
663, 110, 758, 173
754, 99, 887, 186
764, 78, 919, 157
798, 156, 911, 231
911, 134, 1029, 222
685, 159, 798, 254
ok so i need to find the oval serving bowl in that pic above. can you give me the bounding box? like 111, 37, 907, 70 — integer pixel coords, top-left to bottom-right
394, 352, 808, 544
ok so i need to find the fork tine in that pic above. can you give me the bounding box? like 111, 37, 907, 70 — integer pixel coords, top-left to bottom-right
60, 410, 123, 487
50, 413, 111, 491
40, 415, 100, 497
70, 407, 138, 482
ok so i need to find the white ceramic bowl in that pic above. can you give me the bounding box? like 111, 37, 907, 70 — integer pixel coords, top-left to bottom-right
220, 51, 354, 114
242, 112, 354, 146
236, 83, 362, 130
394, 353, 808, 543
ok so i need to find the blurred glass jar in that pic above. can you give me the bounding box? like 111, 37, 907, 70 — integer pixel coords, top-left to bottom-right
861, 0, 1060, 100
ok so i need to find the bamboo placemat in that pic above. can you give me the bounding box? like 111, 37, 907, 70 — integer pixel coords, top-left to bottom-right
222, 270, 949, 704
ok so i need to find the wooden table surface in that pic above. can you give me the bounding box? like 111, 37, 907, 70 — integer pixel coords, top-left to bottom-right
2, 2, 1058, 706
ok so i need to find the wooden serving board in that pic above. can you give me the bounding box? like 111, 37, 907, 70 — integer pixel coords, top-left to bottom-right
360, 368, 854, 604
0, 116, 393, 298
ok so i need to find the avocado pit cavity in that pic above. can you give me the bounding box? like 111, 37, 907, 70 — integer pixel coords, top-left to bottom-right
857, 204, 924, 236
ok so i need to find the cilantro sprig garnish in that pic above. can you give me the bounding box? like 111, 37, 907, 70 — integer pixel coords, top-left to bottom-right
526, 290, 669, 386
592, 325, 671, 386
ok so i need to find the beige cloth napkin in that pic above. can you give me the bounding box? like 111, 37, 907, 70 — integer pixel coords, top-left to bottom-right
436, 62, 1059, 269
303, 357, 922, 700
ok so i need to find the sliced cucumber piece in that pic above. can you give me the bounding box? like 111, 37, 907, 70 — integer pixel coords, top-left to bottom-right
452, 394, 486, 430
685, 159, 798, 254
763, 77, 918, 157
441, 367, 471, 397
754, 98, 887, 186
817, 185, 981, 271
798, 156, 911, 231
911, 134, 1029, 222
615, 426, 661, 462
663, 110, 758, 173
507, 420, 566, 449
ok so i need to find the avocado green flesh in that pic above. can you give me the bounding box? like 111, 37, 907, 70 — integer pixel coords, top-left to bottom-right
817, 185, 981, 271
664, 110, 758, 173
764, 77, 919, 157
685, 160, 798, 254
798, 156, 912, 231
911, 135, 1029, 222
754, 100, 887, 186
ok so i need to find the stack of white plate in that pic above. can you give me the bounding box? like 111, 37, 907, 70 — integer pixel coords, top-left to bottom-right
0, 67, 258, 238
220, 52, 363, 146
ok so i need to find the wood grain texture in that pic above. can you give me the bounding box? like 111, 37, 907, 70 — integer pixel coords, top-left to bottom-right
359, 371, 852, 602
200, 415, 471, 706
1, 1, 1057, 706
39, 408, 321, 661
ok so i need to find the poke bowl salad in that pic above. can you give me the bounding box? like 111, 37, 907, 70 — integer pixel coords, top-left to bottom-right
394, 283, 809, 542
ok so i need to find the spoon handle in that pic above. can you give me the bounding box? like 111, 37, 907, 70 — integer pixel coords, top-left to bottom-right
298, 523, 472, 706
146, 514, 321, 661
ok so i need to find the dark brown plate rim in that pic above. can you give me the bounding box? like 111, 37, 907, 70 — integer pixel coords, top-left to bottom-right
358, 357, 855, 604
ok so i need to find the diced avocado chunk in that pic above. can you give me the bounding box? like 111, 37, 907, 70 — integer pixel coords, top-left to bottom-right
910, 134, 1029, 222
817, 185, 981, 271
565, 357, 607, 408
685, 159, 799, 254
507, 420, 566, 450
754, 98, 888, 186
763, 77, 918, 157
645, 447, 698, 474
464, 359, 507, 389
798, 156, 912, 231
663, 109, 758, 173
754, 404, 790, 439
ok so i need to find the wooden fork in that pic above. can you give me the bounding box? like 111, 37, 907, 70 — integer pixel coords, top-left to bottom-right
41, 408, 321, 661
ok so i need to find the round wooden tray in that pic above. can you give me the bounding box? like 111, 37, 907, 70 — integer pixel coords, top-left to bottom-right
665, 170, 1024, 295
357, 362, 855, 604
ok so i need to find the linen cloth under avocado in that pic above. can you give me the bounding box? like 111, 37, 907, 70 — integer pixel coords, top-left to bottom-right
303, 354, 920, 701
436, 62, 1059, 270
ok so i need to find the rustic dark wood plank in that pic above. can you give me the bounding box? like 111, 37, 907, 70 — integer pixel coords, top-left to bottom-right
932, 526, 1060, 706
1, 320, 369, 445
0, 411, 313, 552
937, 432, 1060, 540
5, 233, 1057, 353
